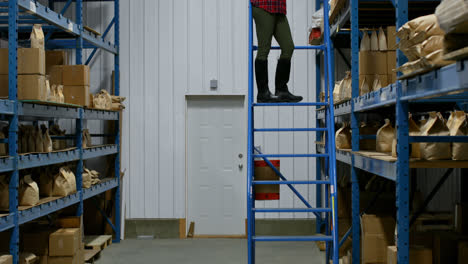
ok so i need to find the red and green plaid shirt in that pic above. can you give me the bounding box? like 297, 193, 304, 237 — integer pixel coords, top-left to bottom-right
251, 0, 287, 15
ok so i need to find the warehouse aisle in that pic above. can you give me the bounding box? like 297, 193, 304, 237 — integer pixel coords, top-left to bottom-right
96, 239, 325, 264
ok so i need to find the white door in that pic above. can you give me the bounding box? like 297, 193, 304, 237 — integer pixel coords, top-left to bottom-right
187, 96, 246, 236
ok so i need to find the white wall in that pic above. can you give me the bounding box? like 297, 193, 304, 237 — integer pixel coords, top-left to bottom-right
119, 0, 319, 219
52, 0, 461, 223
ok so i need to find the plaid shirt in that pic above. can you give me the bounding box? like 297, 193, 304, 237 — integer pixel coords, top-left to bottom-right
251, 0, 287, 15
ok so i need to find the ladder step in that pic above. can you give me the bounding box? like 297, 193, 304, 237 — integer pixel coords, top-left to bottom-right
253, 208, 332, 213
254, 154, 328, 158
254, 128, 327, 132
253, 102, 328, 107
253, 235, 333, 242
253, 45, 326, 51
253, 180, 331, 185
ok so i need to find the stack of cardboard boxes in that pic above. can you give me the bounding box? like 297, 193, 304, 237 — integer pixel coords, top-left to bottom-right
0, 48, 46, 101
0, 46, 90, 108
22, 217, 84, 264
49, 65, 90, 107
359, 26, 397, 93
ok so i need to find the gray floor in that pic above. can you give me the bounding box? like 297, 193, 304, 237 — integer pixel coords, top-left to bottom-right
96, 239, 326, 264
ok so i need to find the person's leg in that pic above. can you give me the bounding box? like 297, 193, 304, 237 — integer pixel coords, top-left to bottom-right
252, 7, 277, 102
273, 15, 303, 102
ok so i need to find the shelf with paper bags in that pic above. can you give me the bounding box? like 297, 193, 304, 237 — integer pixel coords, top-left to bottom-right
318, 61, 468, 117
2, 0, 118, 54
320, 114, 468, 181
328, 0, 441, 39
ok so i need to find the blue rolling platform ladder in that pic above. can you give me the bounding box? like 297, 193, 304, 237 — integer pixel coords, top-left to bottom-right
247, 1, 339, 263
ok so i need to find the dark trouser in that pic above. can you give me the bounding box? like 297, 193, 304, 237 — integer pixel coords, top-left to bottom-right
252, 6, 294, 61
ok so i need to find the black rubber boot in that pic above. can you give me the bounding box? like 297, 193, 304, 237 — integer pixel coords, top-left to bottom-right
255, 59, 277, 103
275, 58, 303, 103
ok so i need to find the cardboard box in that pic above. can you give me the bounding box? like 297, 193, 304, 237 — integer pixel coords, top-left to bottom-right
49, 228, 80, 257
359, 51, 387, 75
0, 48, 45, 75
45, 50, 67, 74
0, 75, 47, 100
387, 26, 397, 50
361, 214, 395, 263
459, 241, 468, 264
62, 65, 89, 86
387, 51, 396, 76
23, 229, 55, 256
0, 255, 12, 264
387, 245, 432, 264
48, 255, 78, 264
49, 66, 63, 86
63, 85, 90, 107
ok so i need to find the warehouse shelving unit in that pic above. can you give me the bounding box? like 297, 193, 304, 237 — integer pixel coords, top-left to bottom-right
316, 0, 468, 263
1, 0, 120, 263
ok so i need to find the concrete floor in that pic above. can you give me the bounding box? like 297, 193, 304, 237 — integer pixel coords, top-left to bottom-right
96, 239, 326, 264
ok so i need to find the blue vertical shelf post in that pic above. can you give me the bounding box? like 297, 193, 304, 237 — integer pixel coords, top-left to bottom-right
114, 0, 121, 242
76, 0, 83, 65
395, 0, 409, 262
350, 0, 360, 263
8, 1, 19, 263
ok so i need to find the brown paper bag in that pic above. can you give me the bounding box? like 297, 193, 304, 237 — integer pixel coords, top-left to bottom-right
0, 131, 6, 156
35, 127, 44, 153
57, 85, 65, 103
82, 129, 92, 148
333, 80, 342, 103
50, 124, 66, 151
27, 126, 35, 153
378, 27, 388, 51
370, 30, 379, 51
20, 125, 28, 154
360, 76, 371, 96
0, 175, 8, 210
376, 119, 395, 153
360, 122, 379, 150
19, 175, 39, 206
420, 112, 451, 160
335, 123, 351, 149
448, 111, 468, 160
83, 168, 92, 189
39, 170, 53, 197
52, 167, 76, 196
391, 115, 421, 158
45, 79, 52, 102
42, 128, 52, 153
360, 31, 370, 51
340, 72, 352, 101
30, 24, 45, 50
372, 75, 382, 91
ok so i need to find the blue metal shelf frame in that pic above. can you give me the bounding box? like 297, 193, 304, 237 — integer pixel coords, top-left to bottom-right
317, 0, 468, 263
3, 0, 121, 263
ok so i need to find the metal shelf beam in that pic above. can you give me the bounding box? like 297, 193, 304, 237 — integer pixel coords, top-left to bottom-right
16, 0, 117, 54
